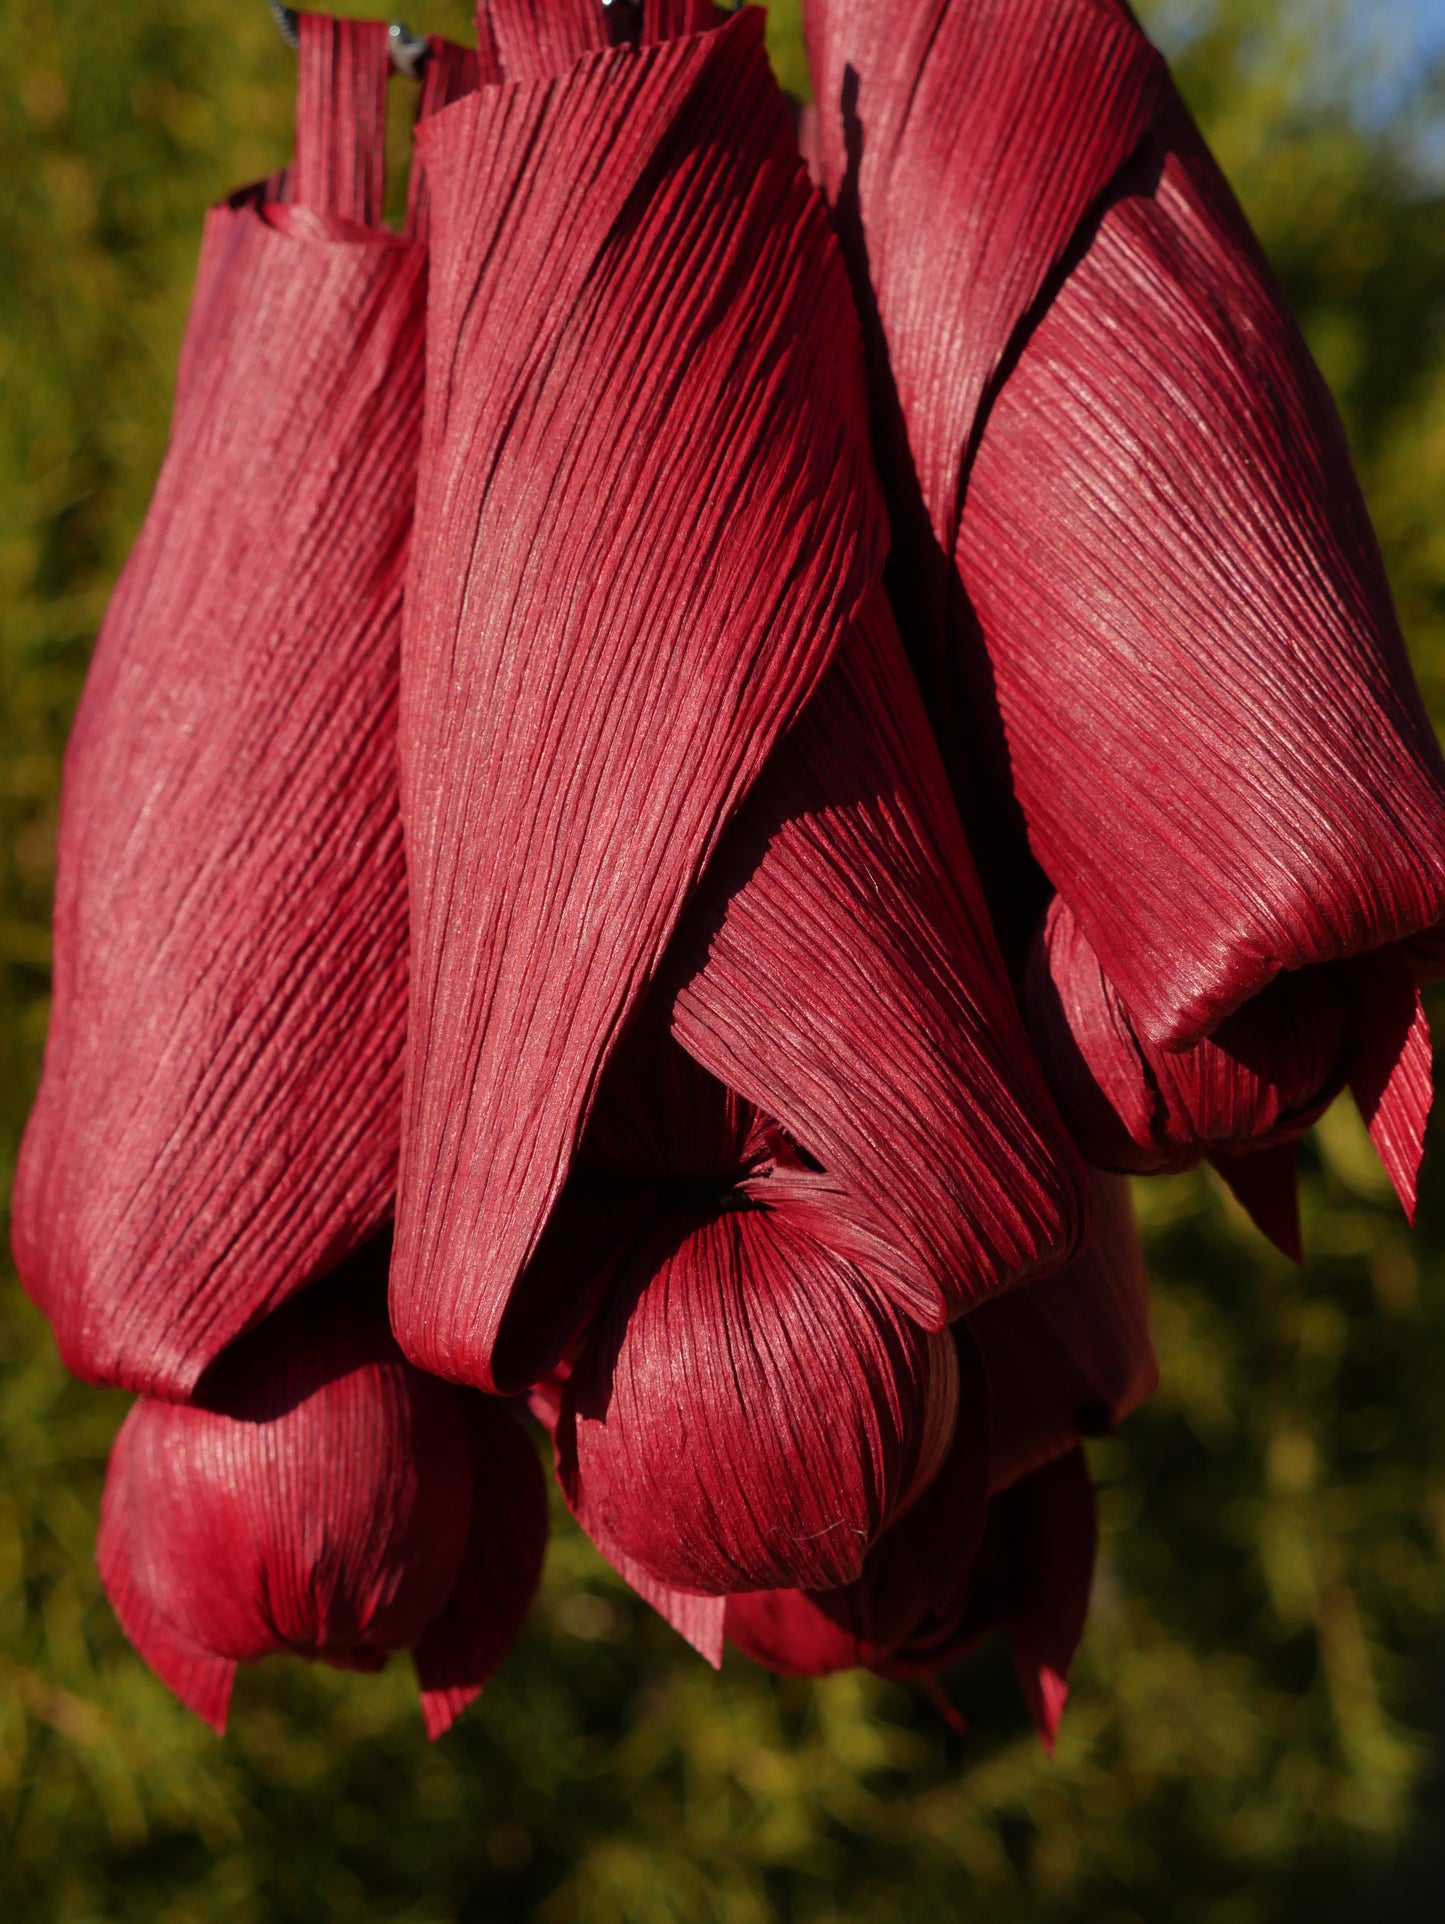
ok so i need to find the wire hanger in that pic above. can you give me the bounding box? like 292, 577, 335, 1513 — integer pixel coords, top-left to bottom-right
267, 3, 430, 79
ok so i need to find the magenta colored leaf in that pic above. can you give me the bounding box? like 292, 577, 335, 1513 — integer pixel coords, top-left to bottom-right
96, 1247, 542, 1737
958, 102, 1445, 1046
493, 1183, 650, 1398
603, 1550, 728, 1668
406, 38, 482, 237
289, 11, 391, 219
10, 18, 462, 1399
97, 1253, 467, 1718
516, 1003, 982, 1616
804, 0, 1164, 551
802, 0, 1166, 807
414, 1396, 549, 1737
559, 1183, 959, 1595
1026, 895, 1351, 1178
394, 10, 885, 1390
804, 0, 1445, 1049
485, 0, 608, 75
671, 584, 1088, 1329
1211, 1141, 1303, 1263
876, 1447, 1097, 1751
723, 1589, 867, 1679
525, 1342, 728, 1663
483, 0, 717, 75
725, 1325, 991, 1674
493, 1015, 764, 1391
98, 1480, 238, 1733
1351, 949, 1435, 1219
732, 1442, 1098, 1751
539, 1010, 958, 1595
969, 1170, 1157, 1491
728, 1277, 1126, 1692
1029, 893, 1432, 1232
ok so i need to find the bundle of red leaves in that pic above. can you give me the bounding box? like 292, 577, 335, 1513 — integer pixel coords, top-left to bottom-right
12, 0, 1441, 1748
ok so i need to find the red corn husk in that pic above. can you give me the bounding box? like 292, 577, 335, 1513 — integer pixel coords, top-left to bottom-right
801, 0, 1164, 901
395, 5, 882, 1391
561, 1200, 959, 1596
478, 0, 723, 75
97, 1243, 547, 1739
667, 582, 1089, 1343
716, 1326, 994, 1677
970, 1168, 1156, 1491
485, 574, 1089, 1395
533, 1088, 1141, 1657
541, 1016, 960, 1597
1027, 894, 1433, 1248
723, 1180, 1149, 1734
13, 18, 475, 1400
1027, 896, 1352, 1179
728, 1446, 1098, 1753
801, 0, 1445, 1173
873, 1445, 1099, 1751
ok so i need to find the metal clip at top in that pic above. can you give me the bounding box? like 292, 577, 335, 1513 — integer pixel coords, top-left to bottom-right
268, 0, 301, 46
267, 4, 429, 77
387, 21, 428, 78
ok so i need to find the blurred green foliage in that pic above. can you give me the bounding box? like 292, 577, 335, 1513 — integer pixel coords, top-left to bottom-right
5, 0, 1445, 1917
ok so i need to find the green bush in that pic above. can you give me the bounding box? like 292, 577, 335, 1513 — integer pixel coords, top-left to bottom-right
5, 4, 1445, 1917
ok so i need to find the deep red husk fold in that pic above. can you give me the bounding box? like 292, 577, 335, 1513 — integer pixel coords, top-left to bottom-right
727, 1446, 1098, 1752
718, 1167, 1148, 1738
1027, 890, 1434, 1246
669, 583, 1089, 1333
535, 1138, 1146, 1711
801, 0, 1445, 1178
97, 1245, 547, 1738
534, 1015, 961, 1597
12, 17, 468, 1400
479, 0, 722, 76
394, 11, 887, 1397
971, 1169, 1156, 1491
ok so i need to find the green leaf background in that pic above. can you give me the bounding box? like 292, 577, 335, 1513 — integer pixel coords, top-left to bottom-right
6, 3, 1445, 1917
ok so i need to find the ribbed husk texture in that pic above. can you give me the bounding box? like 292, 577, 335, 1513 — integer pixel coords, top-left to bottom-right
727, 1446, 1099, 1752
97, 1248, 548, 1739
29, 0, 1445, 1757
801, 0, 1444, 1250
392, 4, 1086, 1397
12, 16, 458, 1400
